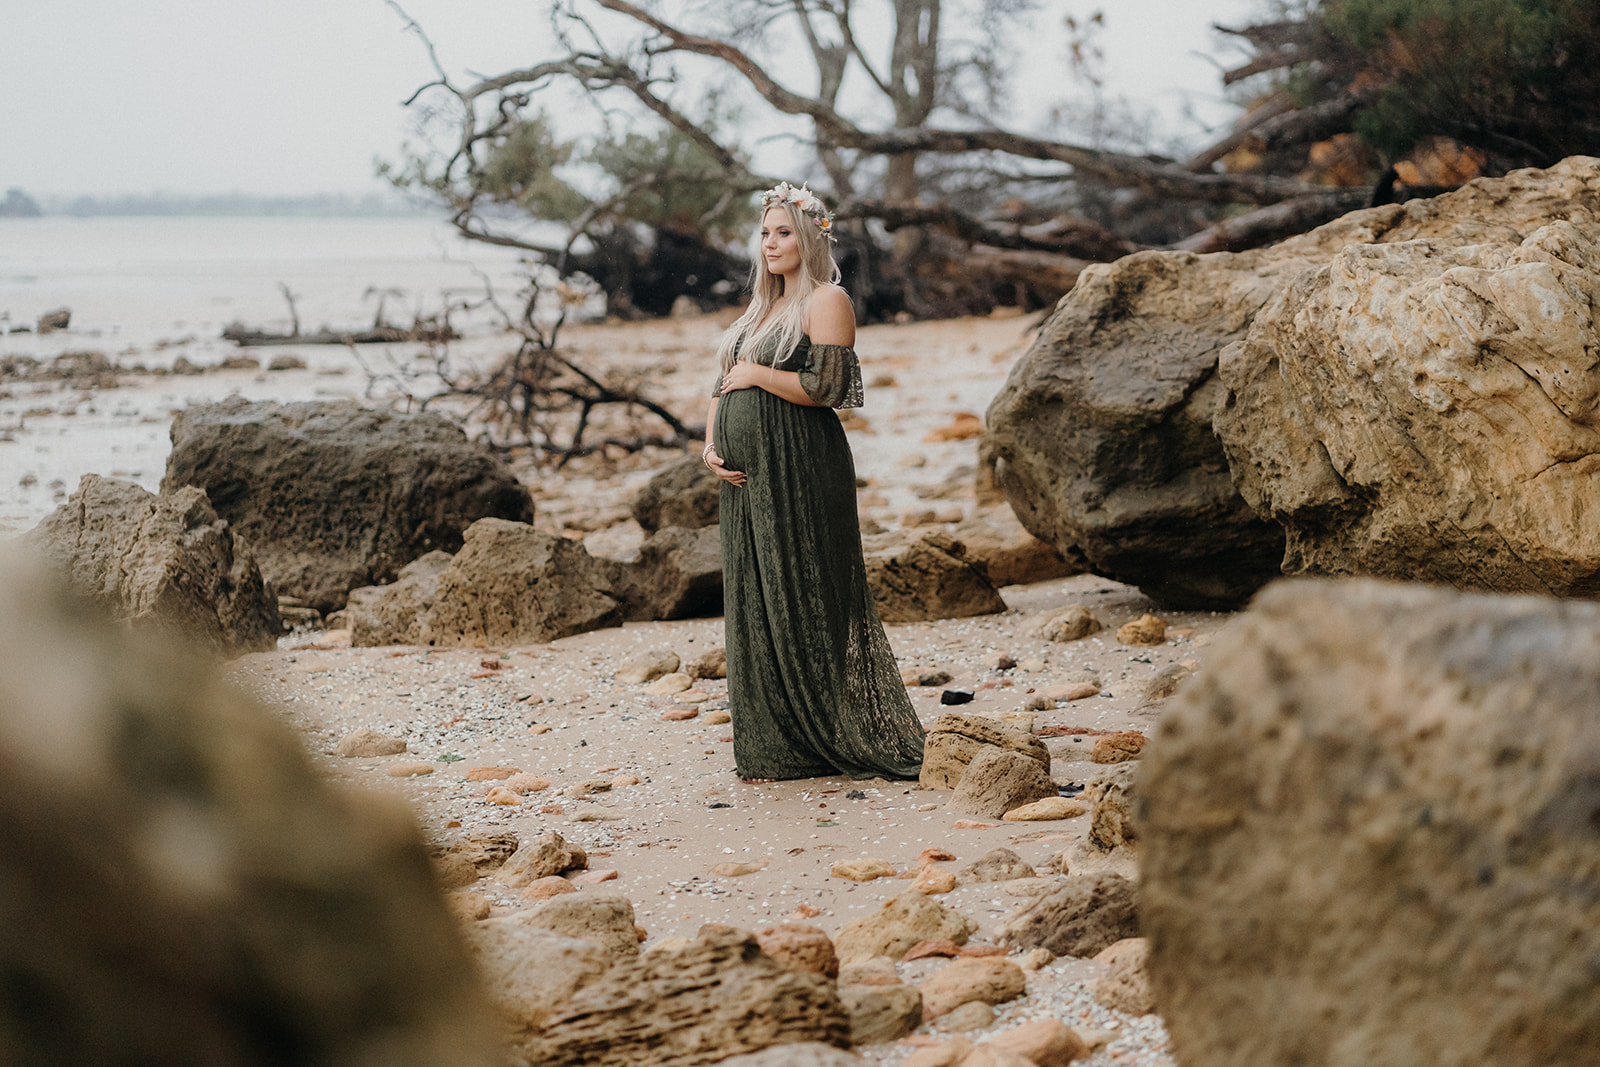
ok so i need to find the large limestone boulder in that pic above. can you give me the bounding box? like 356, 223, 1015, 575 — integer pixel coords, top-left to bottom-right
1140, 577, 1600, 1067
527, 926, 850, 1066
983, 244, 1307, 608
347, 519, 622, 646
983, 163, 1589, 608
25, 475, 280, 654
1217, 157, 1600, 594
0, 551, 499, 1064
633, 456, 720, 532
163, 398, 534, 612
863, 530, 1007, 622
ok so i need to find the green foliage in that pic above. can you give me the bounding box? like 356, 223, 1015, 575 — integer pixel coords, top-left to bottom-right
1321, 0, 1600, 162
480, 115, 590, 220
586, 123, 756, 242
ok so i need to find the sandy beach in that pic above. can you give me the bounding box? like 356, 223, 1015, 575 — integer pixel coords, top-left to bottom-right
7, 280, 1224, 1061
197, 312, 1223, 1064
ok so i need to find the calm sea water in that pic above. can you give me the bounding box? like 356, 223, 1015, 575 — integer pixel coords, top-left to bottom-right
0, 215, 530, 350
0, 216, 534, 532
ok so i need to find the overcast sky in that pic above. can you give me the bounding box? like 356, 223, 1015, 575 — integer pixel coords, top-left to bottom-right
1, 0, 1263, 198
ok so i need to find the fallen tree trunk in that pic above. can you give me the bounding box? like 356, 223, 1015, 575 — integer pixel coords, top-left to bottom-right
221, 322, 457, 346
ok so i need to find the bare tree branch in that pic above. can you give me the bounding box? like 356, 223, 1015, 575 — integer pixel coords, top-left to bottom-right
589, 0, 1335, 205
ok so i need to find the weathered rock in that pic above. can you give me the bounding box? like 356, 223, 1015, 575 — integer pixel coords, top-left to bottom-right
1140, 577, 1600, 1067
903, 1037, 973, 1067
36, 307, 70, 332
1043, 681, 1100, 702
1086, 762, 1138, 851
646, 672, 693, 696
998, 872, 1139, 958
528, 927, 850, 1066
513, 893, 640, 959
336, 727, 407, 757
950, 508, 1082, 587
499, 830, 588, 886
1091, 938, 1154, 1016
347, 519, 622, 646
24, 475, 280, 654
839, 983, 922, 1045
863, 530, 1007, 622
387, 759, 435, 777
837, 956, 903, 987
612, 525, 723, 621
617, 647, 681, 684
986, 169, 1582, 610
1115, 614, 1166, 645
757, 924, 840, 979
1019, 948, 1055, 971
918, 957, 1027, 1020
957, 848, 1037, 885
465, 921, 612, 1030
982, 1018, 1091, 1066
346, 550, 452, 647
686, 646, 728, 679
1090, 731, 1147, 764
1039, 605, 1102, 642
903, 939, 963, 961
522, 876, 580, 900
1002, 796, 1087, 821
431, 832, 519, 884
920, 713, 1050, 790
950, 748, 1058, 820
1217, 158, 1600, 596
831, 857, 899, 882
1138, 662, 1193, 705
163, 398, 534, 611
834, 892, 979, 964
632, 456, 720, 532
911, 865, 958, 894
933, 1000, 997, 1033
0, 551, 499, 1064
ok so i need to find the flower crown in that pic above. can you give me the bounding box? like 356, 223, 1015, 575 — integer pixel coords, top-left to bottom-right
760, 181, 836, 243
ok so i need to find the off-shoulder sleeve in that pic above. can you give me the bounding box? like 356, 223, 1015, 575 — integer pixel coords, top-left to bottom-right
798, 342, 864, 409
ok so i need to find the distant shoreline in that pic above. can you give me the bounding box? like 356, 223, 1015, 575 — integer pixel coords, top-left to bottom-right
11, 191, 436, 219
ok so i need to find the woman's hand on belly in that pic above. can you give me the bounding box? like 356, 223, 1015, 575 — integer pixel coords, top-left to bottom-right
721, 361, 766, 395
706, 445, 746, 487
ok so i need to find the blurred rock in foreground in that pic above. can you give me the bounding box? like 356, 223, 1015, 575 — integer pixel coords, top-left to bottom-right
1141, 577, 1600, 1066
0, 549, 499, 1065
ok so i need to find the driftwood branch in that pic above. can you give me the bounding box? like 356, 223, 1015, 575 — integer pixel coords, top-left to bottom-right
1172, 189, 1370, 254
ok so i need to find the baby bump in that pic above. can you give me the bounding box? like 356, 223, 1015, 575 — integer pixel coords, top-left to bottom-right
713, 389, 767, 473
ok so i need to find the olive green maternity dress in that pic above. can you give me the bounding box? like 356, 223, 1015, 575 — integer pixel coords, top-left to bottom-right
712, 333, 926, 781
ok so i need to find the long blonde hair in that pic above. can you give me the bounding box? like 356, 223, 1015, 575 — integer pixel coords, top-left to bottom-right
715, 197, 842, 376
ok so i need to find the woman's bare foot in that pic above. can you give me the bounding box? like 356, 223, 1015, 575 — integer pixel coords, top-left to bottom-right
741, 777, 776, 784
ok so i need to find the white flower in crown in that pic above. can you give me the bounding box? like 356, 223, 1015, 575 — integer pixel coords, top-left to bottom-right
760, 180, 837, 242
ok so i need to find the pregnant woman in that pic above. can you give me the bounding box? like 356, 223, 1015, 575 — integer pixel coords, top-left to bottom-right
702, 182, 926, 782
